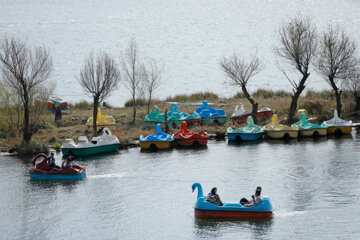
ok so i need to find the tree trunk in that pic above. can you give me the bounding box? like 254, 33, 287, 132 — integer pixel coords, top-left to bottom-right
22, 89, 32, 145
164, 110, 169, 133
132, 95, 136, 123
147, 91, 152, 114
328, 76, 342, 117
241, 85, 258, 123
93, 96, 99, 137
288, 91, 301, 124
335, 91, 342, 117
355, 94, 360, 112
287, 74, 308, 124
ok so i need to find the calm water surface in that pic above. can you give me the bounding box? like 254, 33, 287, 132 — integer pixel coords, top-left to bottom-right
1, 0, 360, 105
1, 132, 360, 239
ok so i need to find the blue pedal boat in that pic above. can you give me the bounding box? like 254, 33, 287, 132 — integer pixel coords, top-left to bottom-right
227, 116, 264, 141
192, 183, 273, 219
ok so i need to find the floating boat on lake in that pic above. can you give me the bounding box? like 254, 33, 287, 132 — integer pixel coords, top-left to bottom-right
194, 101, 227, 125
263, 115, 299, 139
192, 183, 273, 219
292, 113, 327, 137
173, 121, 208, 147
29, 153, 86, 180
323, 110, 352, 135
86, 109, 116, 131
231, 103, 272, 123
61, 128, 120, 157
227, 116, 264, 141
139, 124, 174, 151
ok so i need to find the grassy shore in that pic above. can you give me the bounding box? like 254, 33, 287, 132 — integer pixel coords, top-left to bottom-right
0, 89, 358, 153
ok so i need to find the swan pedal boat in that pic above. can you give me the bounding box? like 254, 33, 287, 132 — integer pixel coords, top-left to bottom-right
173, 121, 208, 147
29, 153, 86, 180
231, 103, 272, 124
292, 113, 327, 137
139, 124, 174, 150
227, 116, 264, 141
61, 128, 120, 157
192, 183, 273, 219
263, 115, 299, 139
195, 101, 227, 125
323, 110, 352, 135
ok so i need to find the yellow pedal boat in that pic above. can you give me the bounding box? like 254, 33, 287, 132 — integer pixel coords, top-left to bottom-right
263, 115, 299, 139
86, 108, 116, 131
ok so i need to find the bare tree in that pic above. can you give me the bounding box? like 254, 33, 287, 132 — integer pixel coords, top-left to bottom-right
343, 68, 360, 112
317, 27, 358, 116
140, 59, 162, 114
121, 38, 141, 123
220, 53, 263, 123
0, 37, 53, 145
275, 16, 317, 124
78, 52, 121, 136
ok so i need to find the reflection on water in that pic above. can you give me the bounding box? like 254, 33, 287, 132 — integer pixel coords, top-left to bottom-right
194, 218, 273, 240
0, 133, 359, 239
227, 139, 263, 147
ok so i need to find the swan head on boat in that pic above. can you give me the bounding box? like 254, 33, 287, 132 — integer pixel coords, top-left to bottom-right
271, 114, 279, 124
202, 101, 208, 108
192, 182, 204, 199
102, 127, 112, 135
156, 123, 163, 134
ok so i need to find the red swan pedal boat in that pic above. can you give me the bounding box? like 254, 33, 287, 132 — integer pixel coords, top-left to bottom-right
29, 153, 86, 180
173, 121, 208, 147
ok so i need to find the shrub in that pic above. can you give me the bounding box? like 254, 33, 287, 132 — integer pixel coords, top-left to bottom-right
124, 98, 147, 107
69, 100, 93, 109
299, 101, 324, 115
18, 142, 49, 156
54, 142, 62, 151
253, 89, 292, 99
165, 92, 219, 102
233, 91, 246, 99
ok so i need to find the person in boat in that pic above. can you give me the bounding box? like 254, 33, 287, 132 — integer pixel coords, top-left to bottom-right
240, 186, 263, 207
206, 187, 224, 206
47, 152, 60, 169
62, 157, 75, 168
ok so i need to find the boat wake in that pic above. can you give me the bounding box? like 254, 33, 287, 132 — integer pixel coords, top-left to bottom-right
87, 172, 128, 179
275, 211, 307, 217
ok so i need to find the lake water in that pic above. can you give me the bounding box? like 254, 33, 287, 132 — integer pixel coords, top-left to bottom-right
1, 131, 359, 239
1, 0, 360, 106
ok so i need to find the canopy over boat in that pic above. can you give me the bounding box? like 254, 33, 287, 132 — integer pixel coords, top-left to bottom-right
192, 183, 273, 219
227, 116, 264, 134
323, 110, 352, 127
292, 113, 327, 130
139, 124, 174, 142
